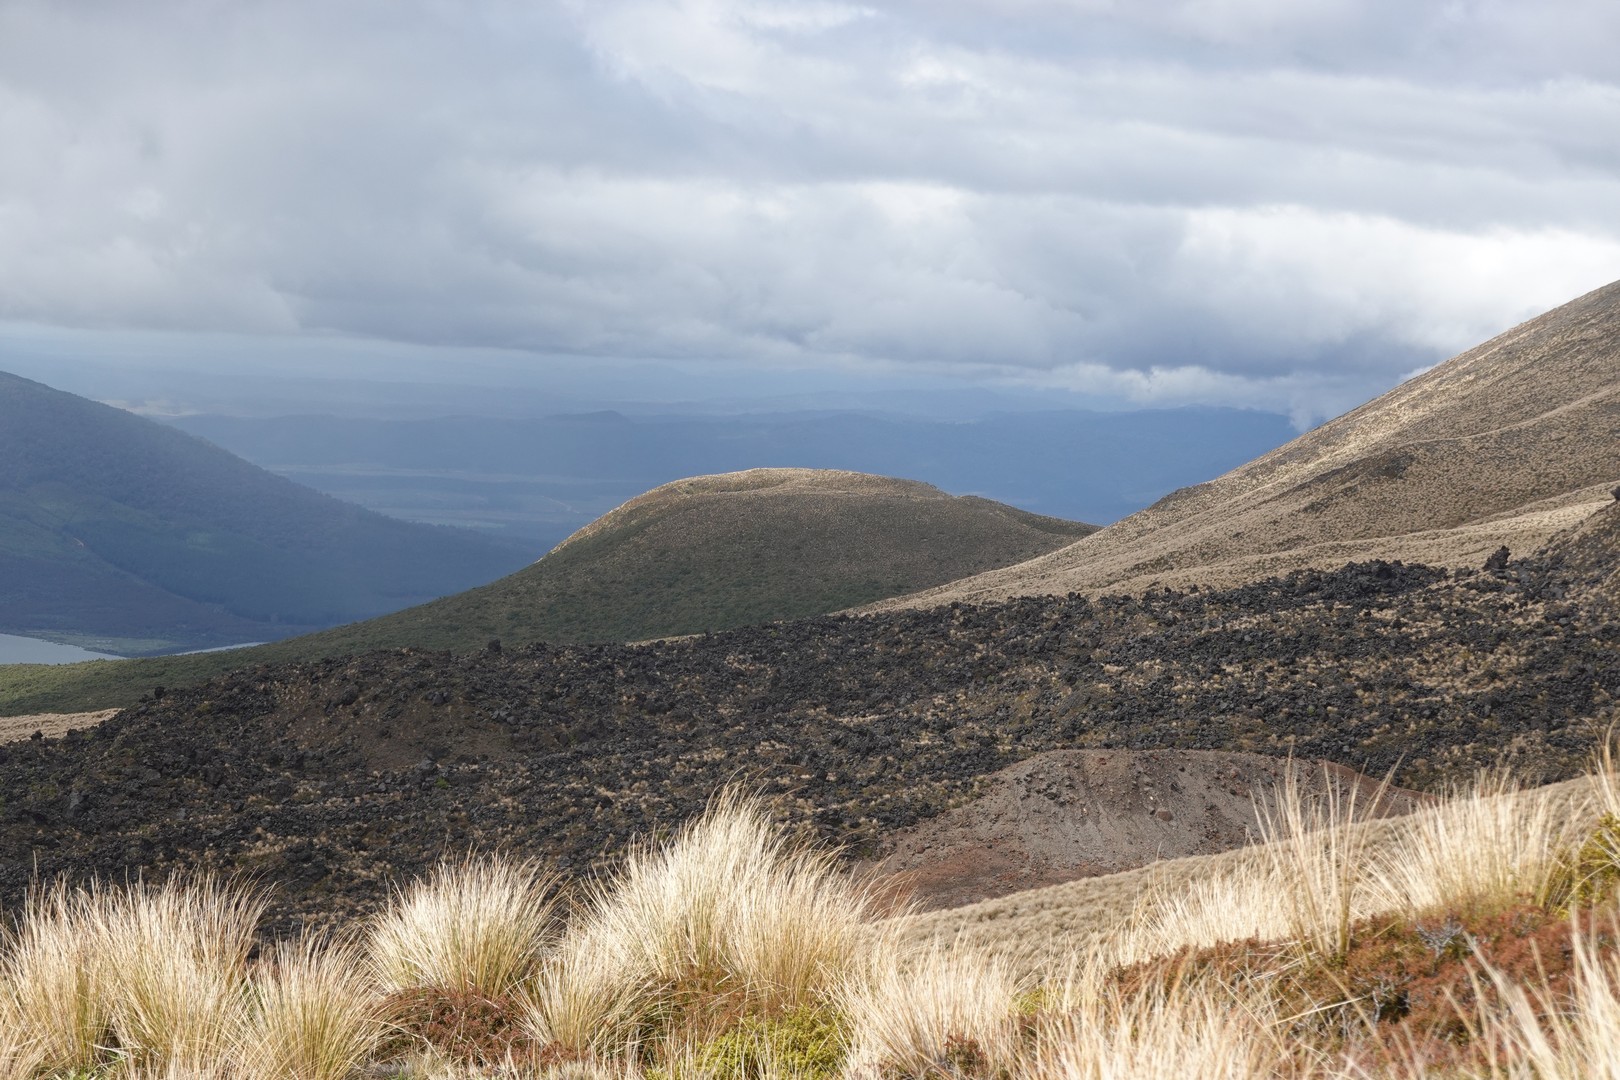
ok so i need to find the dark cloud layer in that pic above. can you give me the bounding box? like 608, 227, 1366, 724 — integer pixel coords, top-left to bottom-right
1, 0, 1617, 423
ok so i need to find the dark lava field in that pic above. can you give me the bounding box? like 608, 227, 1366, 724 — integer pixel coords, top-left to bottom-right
1, 521, 1618, 930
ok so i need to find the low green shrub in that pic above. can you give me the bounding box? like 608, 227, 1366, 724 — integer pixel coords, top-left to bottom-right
694, 1005, 846, 1080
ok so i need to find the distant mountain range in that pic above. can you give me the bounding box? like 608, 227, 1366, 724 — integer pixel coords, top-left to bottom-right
0, 281, 1617, 938
0, 371, 532, 654
166, 405, 1297, 546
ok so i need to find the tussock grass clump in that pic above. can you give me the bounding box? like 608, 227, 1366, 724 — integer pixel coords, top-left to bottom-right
1254, 765, 1382, 962
0, 883, 112, 1073
524, 921, 647, 1055
100, 875, 266, 1070
841, 945, 1020, 1078
1371, 772, 1587, 916
1132, 863, 1290, 966
1127, 768, 1385, 966
528, 791, 879, 1055
370, 855, 559, 999
238, 936, 382, 1080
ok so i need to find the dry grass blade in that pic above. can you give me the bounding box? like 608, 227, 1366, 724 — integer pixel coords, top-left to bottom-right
369, 855, 558, 998
0, 880, 113, 1073
100, 874, 266, 1070
840, 943, 1019, 1078
237, 934, 383, 1080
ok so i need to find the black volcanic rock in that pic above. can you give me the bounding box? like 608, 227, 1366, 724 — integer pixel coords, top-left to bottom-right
0, 540, 1617, 932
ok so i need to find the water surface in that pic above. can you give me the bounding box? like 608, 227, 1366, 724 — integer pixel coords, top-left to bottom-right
0, 633, 119, 665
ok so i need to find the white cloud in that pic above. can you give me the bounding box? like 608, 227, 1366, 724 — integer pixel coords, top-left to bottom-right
1172, 206, 1620, 358
0, 0, 1618, 419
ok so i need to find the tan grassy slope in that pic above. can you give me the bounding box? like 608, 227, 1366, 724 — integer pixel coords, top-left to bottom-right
319, 467, 1095, 648
874, 279, 1620, 608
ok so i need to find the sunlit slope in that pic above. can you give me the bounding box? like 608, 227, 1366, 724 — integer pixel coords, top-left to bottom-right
872, 279, 1620, 607
0, 370, 530, 652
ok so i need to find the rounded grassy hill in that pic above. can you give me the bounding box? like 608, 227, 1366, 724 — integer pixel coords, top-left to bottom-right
1, 469, 1094, 713
324, 468, 1096, 649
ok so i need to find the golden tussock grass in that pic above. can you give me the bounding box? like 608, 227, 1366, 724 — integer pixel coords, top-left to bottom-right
4, 771, 1620, 1077
1, 883, 110, 1073
237, 935, 382, 1080
839, 943, 1020, 1078
1029, 988, 1283, 1080
370, 856, 559, 999
99, 876, 265, 1071
525, 790, 882, 1056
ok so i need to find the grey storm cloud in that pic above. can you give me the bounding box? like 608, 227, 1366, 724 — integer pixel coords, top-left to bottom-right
1, 0, 1618, 423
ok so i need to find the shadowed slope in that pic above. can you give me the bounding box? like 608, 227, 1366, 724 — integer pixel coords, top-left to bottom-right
1540, 497, 1620, 609
0, 371, 530, 653
873, 280, 1620, 608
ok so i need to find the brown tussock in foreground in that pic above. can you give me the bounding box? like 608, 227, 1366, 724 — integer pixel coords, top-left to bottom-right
6, 770, 1620, 1077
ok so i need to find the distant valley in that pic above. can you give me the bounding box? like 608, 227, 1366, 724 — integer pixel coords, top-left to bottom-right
0, 371, 532, 655
167, 405, 1296, 548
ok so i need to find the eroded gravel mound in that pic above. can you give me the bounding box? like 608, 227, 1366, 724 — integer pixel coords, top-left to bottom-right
860, 749, 1430, 910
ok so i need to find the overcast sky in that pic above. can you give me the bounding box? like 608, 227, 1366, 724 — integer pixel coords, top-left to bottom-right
2, 0, 1618, 425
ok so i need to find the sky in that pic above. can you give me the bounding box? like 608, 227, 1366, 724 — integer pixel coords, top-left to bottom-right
2, 0, 1619, 427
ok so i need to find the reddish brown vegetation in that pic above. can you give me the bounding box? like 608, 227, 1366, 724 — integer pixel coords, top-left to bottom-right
1112, 903, 1620, 1075
381, 985, 541, 1066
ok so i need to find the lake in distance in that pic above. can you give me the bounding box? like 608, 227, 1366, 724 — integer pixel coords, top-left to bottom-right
0, 633, 119, 665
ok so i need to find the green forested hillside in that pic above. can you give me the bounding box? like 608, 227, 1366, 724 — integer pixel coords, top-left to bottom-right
0, 371, 530, 653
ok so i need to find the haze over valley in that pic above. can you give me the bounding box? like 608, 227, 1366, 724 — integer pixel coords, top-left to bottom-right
164, 404, 1295, 549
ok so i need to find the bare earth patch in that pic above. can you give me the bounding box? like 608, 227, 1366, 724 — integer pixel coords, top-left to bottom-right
0, 709, 118, 744
894, 776, 1601, 976
859, 749, 1429, 911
